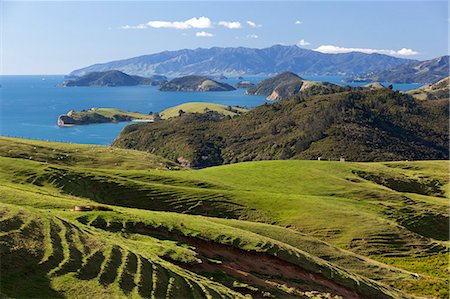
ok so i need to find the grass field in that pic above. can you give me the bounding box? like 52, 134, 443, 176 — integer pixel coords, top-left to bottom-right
159, 102, 247, 119
0, 137, 448, 298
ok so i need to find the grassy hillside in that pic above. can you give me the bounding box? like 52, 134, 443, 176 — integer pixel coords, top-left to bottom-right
0, 136, 177, 170
114, 89, 449, 168
0, 138, 448, 298
160, 102, 247, 119
405, 77, 449, 101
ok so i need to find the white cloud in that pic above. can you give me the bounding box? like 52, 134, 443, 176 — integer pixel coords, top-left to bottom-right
297, 39, 310, 46
247, 34, 259, 39
218, 21, 242, 29
195, 31, 214, 37
122, 17, 212, 30
295, 20, 302, 25
246, 20, 262, 28
314, 45, 419, 56
121, 24, 147, 29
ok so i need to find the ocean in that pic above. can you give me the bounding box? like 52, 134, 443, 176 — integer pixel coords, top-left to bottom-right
0, 75, 423, 145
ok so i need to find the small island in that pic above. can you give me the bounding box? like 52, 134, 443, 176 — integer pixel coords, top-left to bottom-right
159, 75, 236, 92
61, 70, 167, 87
235, 81, 254, 89
57, 103, 247, 126
57, 108, 154, 126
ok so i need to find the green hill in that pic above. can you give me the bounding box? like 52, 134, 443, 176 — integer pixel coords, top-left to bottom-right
113, 89, 449, 168
58, 108, 154, 126
160, 102, 247, 119
246, 72, 359, 100
0, 138, 448, 298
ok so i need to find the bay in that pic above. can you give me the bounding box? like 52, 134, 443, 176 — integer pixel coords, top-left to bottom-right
0, 75, 423, 145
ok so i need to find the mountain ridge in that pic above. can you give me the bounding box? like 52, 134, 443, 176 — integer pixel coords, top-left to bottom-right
347, 56, 449, 84
69, 45, 415, 77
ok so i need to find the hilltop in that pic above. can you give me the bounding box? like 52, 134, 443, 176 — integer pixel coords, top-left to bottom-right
405, 76, 449, 100
61, 70, 167, 87
159, 75, 236, 92
114, 88, 449, 168
0, 137, 448, 298
246, 72, 304, 100
69, 45, 413, 77
347, 56, 449, 84
159, 102, 247, 119
246, 72, 366, 100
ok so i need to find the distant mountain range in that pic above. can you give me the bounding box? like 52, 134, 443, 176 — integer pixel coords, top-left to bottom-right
69, 45, 415, 77
347, 56, 449, 84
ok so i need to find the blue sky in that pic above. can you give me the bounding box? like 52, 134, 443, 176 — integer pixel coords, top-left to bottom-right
1, 1, 448, 74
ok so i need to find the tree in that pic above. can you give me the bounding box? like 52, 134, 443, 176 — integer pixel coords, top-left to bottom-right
178, 109, 185, 117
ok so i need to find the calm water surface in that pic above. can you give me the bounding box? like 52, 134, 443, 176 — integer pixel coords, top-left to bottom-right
0, 75, 423, 145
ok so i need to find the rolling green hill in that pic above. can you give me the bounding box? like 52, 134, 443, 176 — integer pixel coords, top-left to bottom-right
159, 103, 247, 119
0, 138, 448, 298
114, 89, 449, 168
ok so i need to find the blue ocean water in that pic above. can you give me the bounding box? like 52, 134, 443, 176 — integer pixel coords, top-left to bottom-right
0, 75, 423, 145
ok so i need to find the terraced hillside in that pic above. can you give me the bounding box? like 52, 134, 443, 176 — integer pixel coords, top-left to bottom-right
0, 138, 448, 298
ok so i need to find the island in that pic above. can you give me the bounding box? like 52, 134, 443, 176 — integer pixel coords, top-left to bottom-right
235, 81, 255, 89
61, 70, 168, 87
159, 75, 236, 92
57, 108, 154, 126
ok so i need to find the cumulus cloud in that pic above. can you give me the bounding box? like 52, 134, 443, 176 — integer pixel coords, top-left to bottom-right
297, 39, 310, 46
247, 34, 259, 39
218, 21, 242, 29
246, 21, 262, 28
295, 20, 302, 25
195, 31, 214, 37
122, 17, 212, 30
314, 45, 419, 56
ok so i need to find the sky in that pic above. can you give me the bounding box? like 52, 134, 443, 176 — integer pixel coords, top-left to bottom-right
1, 0, 448, 74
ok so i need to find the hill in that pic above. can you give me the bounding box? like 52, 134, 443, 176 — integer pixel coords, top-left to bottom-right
0, 139, 448, 298
405, 76, 450, 100
159, 102, 247, 119
69, 45, 413, 77
61, 70, 167, 87
159, 75, 236, 92
347, 56, 449, 84
246, 72, 364, 100
0, 136, 177, 170
57, 108, 154, 126
246, 72, 304, 100
114, 89, 448, 168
